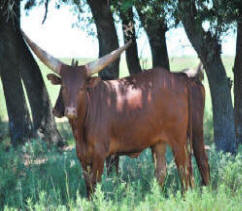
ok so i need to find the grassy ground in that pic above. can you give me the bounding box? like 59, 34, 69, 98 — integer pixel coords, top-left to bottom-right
1, 56, 240, 210
0, 141, 241, 210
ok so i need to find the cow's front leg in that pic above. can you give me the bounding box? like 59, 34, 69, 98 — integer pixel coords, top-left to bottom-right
82, 155, 105, 198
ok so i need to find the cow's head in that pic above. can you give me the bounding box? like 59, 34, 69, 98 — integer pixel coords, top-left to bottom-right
22, 31, 131, 119
52, 59, 78, 118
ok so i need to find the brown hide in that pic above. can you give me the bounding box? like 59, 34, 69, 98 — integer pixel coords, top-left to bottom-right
83, 69, 186, 154
69, 67, 193, 196
52, 68, 210, 189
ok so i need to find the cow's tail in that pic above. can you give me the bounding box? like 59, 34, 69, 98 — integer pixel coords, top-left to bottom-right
187, 84, 193, 155
187, 61, 202, 152
187, 82, 194, 187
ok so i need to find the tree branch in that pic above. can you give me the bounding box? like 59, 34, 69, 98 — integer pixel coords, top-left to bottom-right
42, 0, 49, 24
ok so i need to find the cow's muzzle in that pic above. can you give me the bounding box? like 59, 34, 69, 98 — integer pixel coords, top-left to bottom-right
65, 107, 77, 119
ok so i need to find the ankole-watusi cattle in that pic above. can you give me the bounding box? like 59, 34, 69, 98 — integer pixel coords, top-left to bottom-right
22, 31, 209, 197
53, 60, 210, 187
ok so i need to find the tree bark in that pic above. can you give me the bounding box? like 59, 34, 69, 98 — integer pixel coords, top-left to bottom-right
135, 5, 170, 70
179, 0, 237, 153
0, 21, 32, 146
234, 20, 242, 146
87, 0, 120, 79
119, 6, 142, 75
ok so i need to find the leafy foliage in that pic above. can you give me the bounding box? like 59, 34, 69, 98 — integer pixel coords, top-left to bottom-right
21, 0, 242, 40
195, 0, 240, 36
134, 0, 178, 28
176, 0, 241, 40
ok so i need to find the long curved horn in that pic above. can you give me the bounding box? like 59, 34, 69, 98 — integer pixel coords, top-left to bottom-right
85, 40, 132, 76
22, 30, 64, 75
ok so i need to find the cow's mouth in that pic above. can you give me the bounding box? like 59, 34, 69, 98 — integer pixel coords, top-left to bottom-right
65, 107, 77, 119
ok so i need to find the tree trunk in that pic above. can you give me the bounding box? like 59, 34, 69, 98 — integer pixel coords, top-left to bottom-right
19, 33, 64, 147
0, 67, 32, 147
119, 6, 142, 75
148, 26, 169, 70
87, 0, 120, 79
0, 23, 32, 146
135, 6, 170, 70
0, 0, 64, 147
0, 0, 32, 146
205, 57, 237, 153
234, 21, 242, 146
179, 0, 237, 154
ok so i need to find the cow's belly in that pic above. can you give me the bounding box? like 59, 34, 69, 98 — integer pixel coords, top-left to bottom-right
108, 103, 188, 155
108, 126, 169, 155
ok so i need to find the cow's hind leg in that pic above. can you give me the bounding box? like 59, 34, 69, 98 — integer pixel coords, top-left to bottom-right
172, 143, 194, 191
193, 136, 210, 185
151, 142, 167, 187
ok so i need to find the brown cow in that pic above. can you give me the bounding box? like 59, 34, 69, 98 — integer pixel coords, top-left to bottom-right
52, 63, 210, 185
23, 32, 195, 197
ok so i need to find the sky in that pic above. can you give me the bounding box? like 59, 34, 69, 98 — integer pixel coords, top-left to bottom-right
20, 0, 237, 59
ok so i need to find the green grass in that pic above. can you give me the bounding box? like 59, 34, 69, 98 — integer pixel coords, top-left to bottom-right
0, 141, 241, 210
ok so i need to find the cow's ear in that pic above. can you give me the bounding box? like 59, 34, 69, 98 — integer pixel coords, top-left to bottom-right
87, 77, 101, 88
47, 74, 61, 85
